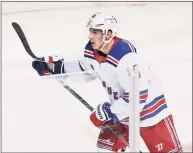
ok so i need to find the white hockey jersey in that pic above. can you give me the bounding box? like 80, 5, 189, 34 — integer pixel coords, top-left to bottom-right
62, 37, 171, 127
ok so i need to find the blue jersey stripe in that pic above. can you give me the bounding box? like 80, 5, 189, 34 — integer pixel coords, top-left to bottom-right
124, 92, 129, 96
122, 97, 129, 103
84, 54, 95, 60
140, 89, 148, 95
106, 60, 118, 67
140, 100, 147, 103
143, 95, 165, 110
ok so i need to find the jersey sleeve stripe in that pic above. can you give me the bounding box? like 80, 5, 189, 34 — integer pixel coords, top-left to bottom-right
143, 94, 164, 110
140, 95, 168, 121
140, 104, 167, 121
140, 89, 148, 103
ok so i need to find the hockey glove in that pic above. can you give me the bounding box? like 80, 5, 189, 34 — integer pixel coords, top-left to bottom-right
90, 102, 119, 128
32, 56, 65, 76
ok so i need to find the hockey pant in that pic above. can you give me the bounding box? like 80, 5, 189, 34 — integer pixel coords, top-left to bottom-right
97, 114, 183, 152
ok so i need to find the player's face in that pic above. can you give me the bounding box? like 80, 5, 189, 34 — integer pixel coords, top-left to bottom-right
88, 28, 103, 50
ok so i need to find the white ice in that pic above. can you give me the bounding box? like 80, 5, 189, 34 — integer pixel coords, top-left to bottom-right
2, 2, 192, 152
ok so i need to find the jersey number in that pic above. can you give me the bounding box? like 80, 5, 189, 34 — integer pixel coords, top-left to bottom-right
102, 81, 118, 100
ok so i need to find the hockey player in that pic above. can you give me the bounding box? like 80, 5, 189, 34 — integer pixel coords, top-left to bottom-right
32, 13, 183, 152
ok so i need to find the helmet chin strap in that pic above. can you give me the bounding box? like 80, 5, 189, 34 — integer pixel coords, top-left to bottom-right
103, 34, 115, 43
99, 35, 115, 53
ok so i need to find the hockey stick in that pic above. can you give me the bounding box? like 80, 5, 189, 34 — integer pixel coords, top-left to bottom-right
12, 22, 132, 150
12, 22, 94, 112
40, 71, 96, 79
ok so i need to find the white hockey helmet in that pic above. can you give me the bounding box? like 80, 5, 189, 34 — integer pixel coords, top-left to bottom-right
86, 12, 118, 43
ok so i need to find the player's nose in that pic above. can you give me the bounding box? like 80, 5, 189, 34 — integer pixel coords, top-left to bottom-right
88, 32, 94, 40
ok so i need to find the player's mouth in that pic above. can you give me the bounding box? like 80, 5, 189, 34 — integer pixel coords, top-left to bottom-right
91, 42, 96, 48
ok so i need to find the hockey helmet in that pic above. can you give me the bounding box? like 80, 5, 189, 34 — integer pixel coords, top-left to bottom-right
86, 12, 118, 43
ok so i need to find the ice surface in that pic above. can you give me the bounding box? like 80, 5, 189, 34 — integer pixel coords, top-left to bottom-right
2, 2, 192, 152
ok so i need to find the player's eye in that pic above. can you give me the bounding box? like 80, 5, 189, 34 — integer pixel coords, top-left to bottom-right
90, 29, 98, 34
90, 28, 99, 34
93, 29, 98, 34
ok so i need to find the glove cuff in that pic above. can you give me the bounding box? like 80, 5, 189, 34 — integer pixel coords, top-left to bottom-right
90, 111, 104, 128
42, 56, 63, 63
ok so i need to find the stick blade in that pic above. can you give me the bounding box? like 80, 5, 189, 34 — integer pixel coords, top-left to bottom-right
12, 22, 37, 59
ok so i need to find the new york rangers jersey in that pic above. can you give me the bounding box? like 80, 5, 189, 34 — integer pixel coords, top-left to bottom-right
62, 37, 171, 127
